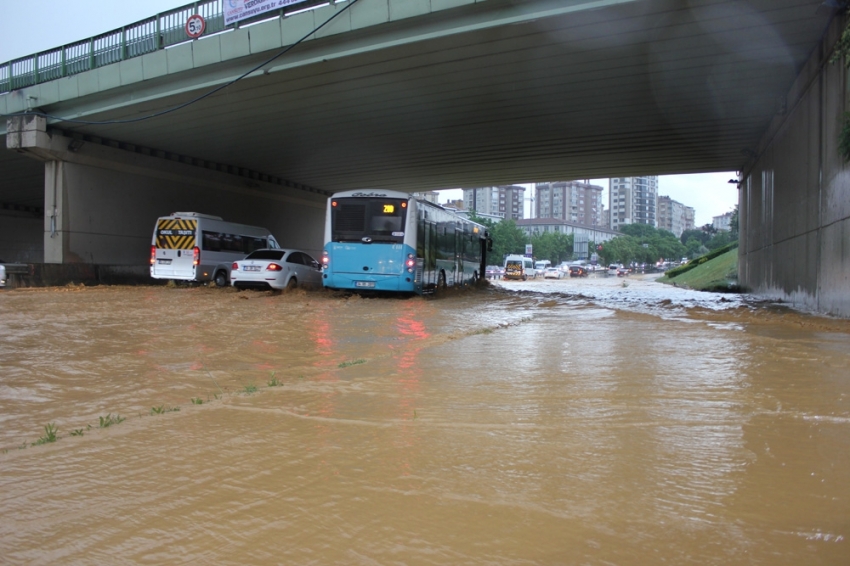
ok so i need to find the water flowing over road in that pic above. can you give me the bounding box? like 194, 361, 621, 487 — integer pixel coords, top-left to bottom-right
1, 275, 848, 565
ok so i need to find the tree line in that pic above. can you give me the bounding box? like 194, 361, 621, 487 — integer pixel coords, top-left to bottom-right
471, 206, 738, 266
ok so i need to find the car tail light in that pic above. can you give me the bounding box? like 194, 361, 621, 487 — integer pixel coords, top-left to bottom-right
193, 246, 200, 266
150, 245, 156, 265
266, 263, 282, 271
232, 262, 239, 271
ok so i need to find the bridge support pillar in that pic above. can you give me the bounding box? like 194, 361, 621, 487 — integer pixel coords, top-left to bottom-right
739, 15, 850, 318
44, 160, 70, 264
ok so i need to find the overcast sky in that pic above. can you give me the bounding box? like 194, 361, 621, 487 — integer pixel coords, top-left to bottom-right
1, 0, 738, 226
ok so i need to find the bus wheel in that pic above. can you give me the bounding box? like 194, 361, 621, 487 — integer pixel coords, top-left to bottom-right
214, 271, 228, 287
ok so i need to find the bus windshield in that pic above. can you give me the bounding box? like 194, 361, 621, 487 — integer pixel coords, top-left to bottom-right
331, 197, 407, 243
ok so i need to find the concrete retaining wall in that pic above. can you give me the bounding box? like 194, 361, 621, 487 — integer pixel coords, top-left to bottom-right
740, 14, 850, 318
1, 263, 151, 288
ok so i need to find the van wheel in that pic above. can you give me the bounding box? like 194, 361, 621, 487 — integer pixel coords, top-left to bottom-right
214, 271, 228, 287
522, 274, 527, 281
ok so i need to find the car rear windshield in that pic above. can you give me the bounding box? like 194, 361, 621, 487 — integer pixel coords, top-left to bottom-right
245, 250, 285, 260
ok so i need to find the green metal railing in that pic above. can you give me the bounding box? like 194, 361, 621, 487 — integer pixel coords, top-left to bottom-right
0, 0, 331, 95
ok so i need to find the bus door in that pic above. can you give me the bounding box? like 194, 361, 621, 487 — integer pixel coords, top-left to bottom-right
417, 218, 435, 289
454, 225, 464, 285
423, 220, 437, 288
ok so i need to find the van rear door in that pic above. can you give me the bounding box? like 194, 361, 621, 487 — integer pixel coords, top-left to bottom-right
151, 217, 198, 280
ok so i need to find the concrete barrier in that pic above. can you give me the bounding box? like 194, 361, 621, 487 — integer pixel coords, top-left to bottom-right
2, 264, 154, 288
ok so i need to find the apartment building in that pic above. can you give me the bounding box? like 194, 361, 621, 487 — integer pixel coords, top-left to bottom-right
657, 195, 695, 237
462, 185, 525, 220
609, 176, 658, 229
713, 211, 734, 232
534, 181, 604, 225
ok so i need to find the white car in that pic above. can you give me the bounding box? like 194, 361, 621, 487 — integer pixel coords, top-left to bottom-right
231, 249, 322, 291
543, 267, 563, 279
0, 261, 6, 288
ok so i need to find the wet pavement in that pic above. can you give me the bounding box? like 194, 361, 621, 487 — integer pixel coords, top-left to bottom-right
1, 275, 848, 564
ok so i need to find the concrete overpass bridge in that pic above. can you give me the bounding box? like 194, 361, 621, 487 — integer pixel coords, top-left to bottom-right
1, 0, 848, 316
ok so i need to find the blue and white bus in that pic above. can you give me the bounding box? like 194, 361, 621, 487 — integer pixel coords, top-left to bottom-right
321, 190, 491, 294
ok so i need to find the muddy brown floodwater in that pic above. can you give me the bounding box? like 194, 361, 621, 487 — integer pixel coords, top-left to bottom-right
1, 275, 848, 565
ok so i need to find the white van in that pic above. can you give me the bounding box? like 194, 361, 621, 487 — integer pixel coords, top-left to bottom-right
150, 212, 279, 286
504, 254, 535, 280
534, 259, 551, 276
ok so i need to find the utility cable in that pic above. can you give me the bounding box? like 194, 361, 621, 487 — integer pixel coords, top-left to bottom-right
0, 0, 361, 125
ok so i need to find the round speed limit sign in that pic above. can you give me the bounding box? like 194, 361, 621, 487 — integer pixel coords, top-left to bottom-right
185, 14, 206, 39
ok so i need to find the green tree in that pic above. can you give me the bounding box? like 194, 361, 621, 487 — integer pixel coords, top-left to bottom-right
706, 230, 733, 251
729, 205, 739, 239
473, 216, 527, 264
680, 228, 710, 246
685, 237, 704, 258
530, 231, 573, 264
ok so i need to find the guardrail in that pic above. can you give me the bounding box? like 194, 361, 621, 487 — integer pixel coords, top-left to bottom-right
0, 0, 334, 95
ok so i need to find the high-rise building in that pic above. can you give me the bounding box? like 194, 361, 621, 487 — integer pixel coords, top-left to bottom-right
534, 181, 603, 226
657, 195, 695, 237
609, 176, 658, 229
463, 185, 525, 220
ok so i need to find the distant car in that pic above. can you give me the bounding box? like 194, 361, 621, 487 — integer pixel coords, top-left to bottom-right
231, 249, 322, 291
485, 265, 502, 279
617, 266, 630, 277
608, 264, 619, 276
569, 265, 588, 277
543, 267, 563, 279
0, 260, 6, 288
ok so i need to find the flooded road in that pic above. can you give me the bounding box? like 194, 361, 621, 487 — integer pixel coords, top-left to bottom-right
1, 276, 848, 565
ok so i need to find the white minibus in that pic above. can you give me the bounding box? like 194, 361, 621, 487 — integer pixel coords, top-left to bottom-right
150, 212, 279, 286
504, 254, 535, 280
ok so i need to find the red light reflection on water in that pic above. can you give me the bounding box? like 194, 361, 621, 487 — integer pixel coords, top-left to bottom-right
389, 303, 431, 475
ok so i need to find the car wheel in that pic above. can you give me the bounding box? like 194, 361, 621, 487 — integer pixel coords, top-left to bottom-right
285, 277, 297, 292
214, 271, 228, 287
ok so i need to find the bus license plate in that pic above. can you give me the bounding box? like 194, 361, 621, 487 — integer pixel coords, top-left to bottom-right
355, 281, 376, 288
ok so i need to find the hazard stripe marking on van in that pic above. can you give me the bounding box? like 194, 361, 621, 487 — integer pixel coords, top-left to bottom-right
156, 219, 197, 249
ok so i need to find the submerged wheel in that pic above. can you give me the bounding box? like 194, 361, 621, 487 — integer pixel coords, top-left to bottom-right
437, 271, 447, 291
214, 271, 228, 287
285, 277, 298, 292
522, 274, 527, 281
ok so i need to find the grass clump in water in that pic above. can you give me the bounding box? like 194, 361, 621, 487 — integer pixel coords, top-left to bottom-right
99, 414, 125, 428
338, 359, 366, 368
32, 423, 58, 446
243, 384, 258, 394
267, 372, 282, 387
